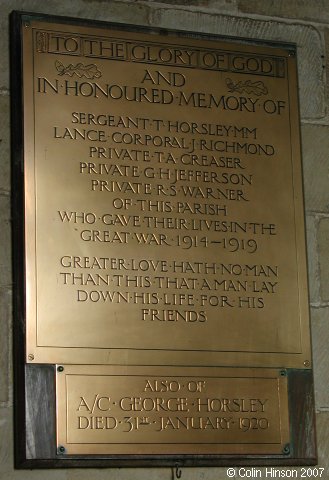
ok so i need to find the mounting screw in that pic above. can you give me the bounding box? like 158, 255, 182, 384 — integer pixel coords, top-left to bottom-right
304, 360, 311, 367
282, 444, 290, 455
288, 50, 295, 57
280, 369, 287, 376
58, 445, 66, 454
24, 22, 30, 28
57, 366, 64, 372
28, 354, 34, 361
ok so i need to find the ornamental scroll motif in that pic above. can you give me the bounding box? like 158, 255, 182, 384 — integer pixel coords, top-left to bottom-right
226, 77, 268, 96
55, 60, 102, 79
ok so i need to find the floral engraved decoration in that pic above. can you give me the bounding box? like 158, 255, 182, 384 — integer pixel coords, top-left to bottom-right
55, 60, 102, 79
226, 78, 268, 96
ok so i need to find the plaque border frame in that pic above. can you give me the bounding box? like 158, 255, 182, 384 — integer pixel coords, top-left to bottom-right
10, 10, 317, 468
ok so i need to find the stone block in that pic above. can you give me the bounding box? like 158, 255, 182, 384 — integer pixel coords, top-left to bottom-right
238, 0, 329, 24
150, 8, 324, 119
324, 29, 329, 113
67, 466, 237, 480
318, 218, 329, 302
311, 307, 329, 409
0, 94, 10, 194
206, 0, 238, 12
0, 195, 11, 288
67, 467, 168, 480
0, 289, 11, 405
0, 407, 67, 479
144, 0, 238, 14
301, 125, 329, 213
316, 412, 329, 472
0, 408, 13, 474
306, 215, 320, 305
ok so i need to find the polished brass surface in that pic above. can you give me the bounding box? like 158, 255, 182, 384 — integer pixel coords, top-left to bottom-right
23, 20, 311, 367
56, 365, 289, 455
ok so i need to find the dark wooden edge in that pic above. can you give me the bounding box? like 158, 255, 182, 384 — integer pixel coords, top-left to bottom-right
25, 365, 57, 459
10, 10, 316, 469
10, 10, 28, 470
288, 369, 317, 463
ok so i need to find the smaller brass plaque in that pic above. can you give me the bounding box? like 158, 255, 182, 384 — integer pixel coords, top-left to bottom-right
56, 365, 289, 455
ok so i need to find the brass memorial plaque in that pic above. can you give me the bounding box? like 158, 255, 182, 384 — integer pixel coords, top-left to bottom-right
56, 365, 289, 455
13, 12, 317, 465
22, 19, 311, 368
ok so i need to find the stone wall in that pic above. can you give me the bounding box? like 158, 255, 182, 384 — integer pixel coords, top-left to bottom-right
1, 0, 329, 478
